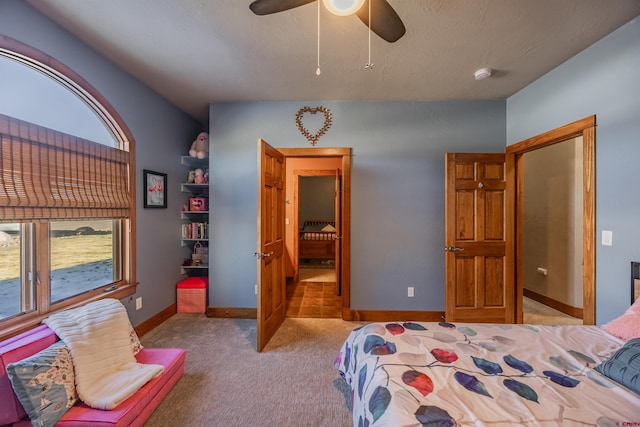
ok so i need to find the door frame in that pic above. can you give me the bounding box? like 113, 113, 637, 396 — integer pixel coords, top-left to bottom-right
292, 170, 339, 283
278, 147, 351, 320
506, 116, 596, 325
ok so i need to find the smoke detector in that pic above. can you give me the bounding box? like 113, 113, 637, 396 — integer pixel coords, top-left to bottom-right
474, 68, 492, 80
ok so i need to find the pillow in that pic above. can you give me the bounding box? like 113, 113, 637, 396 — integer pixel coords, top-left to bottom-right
594, 337, 640, 395
601, 297, 640, 340
6, 341, 78, 427
129, 323, 143, 355
321, 224, 336, 232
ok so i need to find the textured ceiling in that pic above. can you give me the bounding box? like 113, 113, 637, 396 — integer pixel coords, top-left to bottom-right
26, 0, 640, 123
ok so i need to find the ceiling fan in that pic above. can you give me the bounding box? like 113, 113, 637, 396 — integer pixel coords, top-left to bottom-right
249, 0, 406, 43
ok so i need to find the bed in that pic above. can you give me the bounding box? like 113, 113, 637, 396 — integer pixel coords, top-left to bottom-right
335, 319, 640, 426
298, 219, 336, 260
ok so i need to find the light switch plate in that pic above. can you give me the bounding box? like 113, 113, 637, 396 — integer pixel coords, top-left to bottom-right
602, 230, 613, 246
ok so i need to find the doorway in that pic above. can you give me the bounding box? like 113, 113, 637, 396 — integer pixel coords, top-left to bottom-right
278, 147, 351, 321
507, 116, 596, 325
257, 143, 350, 350
288, 172, 340, 318
521, 137, 584, 325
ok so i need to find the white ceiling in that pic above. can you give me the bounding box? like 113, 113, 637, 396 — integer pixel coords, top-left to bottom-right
26, 0, 640, 123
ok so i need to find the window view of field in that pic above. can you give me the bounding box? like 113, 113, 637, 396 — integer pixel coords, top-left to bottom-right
0, 221, 115, 320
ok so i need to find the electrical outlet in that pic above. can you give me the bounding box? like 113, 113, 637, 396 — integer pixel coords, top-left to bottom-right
408, 287, 414, 298
135, 297, 142, 310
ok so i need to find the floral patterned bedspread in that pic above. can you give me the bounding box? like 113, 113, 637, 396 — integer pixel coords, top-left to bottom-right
334, 322, 640, 426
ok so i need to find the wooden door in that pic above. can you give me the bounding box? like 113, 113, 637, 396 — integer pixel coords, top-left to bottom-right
444, 153, 514, 323
334, 169, 342, 295
257, 138, 286, 352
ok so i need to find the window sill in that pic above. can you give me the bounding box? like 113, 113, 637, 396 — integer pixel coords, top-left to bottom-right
0, 282, 137, 341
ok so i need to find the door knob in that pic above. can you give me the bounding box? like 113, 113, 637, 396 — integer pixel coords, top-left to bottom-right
444, 246, 464, 252
253, 251, 274, 259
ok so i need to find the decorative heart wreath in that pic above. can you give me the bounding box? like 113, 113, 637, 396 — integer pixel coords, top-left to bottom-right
295, 106, 332, 146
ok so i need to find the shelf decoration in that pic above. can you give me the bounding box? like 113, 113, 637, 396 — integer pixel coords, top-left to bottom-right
191, 241, 209, 266
295, 106, 332, 146
180, 155, 209, 276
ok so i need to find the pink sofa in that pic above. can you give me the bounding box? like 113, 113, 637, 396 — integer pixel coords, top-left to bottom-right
0, 324, 186, 427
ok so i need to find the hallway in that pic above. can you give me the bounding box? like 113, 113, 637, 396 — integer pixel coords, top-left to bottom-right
285, 268, 341, 318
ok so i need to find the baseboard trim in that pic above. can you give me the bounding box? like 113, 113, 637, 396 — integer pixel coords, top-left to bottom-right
207, 307, 257, 318
524, 289, 583, 319
205, 307, 445, 323
135, 303, 177, 337
345, 309, 445, 322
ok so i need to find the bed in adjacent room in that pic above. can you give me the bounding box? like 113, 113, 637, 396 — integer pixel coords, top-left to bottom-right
298, 219, 336, 260
335, 307, 640, 426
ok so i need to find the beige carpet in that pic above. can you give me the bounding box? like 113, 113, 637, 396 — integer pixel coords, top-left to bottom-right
523, 297, 583, 325
299, 267, 336, 282
140, 300, 580, 425
141, 315, 359, 426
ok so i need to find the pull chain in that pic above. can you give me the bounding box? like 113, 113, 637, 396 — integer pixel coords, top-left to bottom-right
316, 0, 321, 75
365, 0, 373, 69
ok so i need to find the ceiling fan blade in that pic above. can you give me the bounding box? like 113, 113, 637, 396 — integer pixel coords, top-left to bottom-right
249, 0, 317, 15
356, 0, 406, 43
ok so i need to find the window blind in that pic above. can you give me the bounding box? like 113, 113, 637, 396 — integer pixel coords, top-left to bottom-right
0, 113, 130, 221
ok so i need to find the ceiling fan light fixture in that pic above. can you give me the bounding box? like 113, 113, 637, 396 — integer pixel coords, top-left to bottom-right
322, 0, 366, 16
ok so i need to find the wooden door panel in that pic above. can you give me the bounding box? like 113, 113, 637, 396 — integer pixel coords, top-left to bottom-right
485, 190, 505, 240
445, 153, 513, 323
452, 243, 505, 257
485, 257, 505, 306
484, 163, 505, 180
262, 255, 274, 320
264, 187, 273, 244
455, 257, 476, 307
455, 163, 475, 181
257, 139, 286, 352
453, 256, 505, 308
455, 191, 475, 240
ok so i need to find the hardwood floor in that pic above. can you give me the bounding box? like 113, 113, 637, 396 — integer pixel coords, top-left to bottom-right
286, 280, 341, 318
286, 279, 582, 323
286, 268, 582, 325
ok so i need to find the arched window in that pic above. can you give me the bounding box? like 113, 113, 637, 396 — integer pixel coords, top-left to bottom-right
0, 35, 136, 338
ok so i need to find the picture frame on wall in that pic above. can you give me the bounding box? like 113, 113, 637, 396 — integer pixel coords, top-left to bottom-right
143, 169, 167, 208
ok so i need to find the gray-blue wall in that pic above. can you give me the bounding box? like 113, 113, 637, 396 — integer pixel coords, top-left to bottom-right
209, 101, 506, 310
507, 16, 640, 323
4, 0, 637, 326
0, 0, 203, 326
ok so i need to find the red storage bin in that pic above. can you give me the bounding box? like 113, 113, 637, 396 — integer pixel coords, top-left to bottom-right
177, 277, 208, 313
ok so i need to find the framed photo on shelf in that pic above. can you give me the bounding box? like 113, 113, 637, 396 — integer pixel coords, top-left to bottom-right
143, 169, 167, 208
